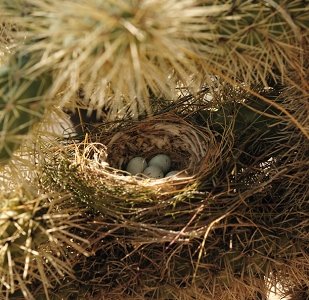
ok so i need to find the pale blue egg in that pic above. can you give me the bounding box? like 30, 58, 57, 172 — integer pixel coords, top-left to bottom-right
148, 154, 171, 174
143, 165, 164, 179
126, 157, 147, 175
165, 171, 179, 177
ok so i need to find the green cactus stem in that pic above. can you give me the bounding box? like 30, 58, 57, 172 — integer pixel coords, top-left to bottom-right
0, 48, 53, 164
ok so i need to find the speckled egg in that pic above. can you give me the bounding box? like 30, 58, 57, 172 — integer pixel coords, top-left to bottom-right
148, 154, 171, 174
143, 165, 164, 179
165, 170, 180, 178
126, 157, 147, 175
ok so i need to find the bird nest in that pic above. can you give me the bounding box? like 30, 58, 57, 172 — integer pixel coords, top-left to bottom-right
84, 113, 220, 191
39, 105, 300, 299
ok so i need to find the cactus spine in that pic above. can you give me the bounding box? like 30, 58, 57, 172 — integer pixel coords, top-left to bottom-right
0, 47, 52, 164
0, 187, 90, 299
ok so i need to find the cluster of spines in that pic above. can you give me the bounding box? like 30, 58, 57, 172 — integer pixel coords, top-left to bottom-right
0, 46, 53, 164
0, 187, 90, 299
1, 0, 305, 117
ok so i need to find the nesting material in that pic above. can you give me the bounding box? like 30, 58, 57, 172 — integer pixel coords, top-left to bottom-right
39, 96, 307, 299
95, 113, 217, 190
39, 111, 234, 299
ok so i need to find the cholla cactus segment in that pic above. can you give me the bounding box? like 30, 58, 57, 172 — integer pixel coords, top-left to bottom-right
0, 49, 53, 164
0, 21, 20, 64
1, 0, 231, 117
1, 0, 308, 118
199, 0, 309, 86
0, 186, 90, 299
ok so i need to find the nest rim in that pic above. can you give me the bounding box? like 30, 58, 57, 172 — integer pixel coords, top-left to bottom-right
84, 113, 220, 190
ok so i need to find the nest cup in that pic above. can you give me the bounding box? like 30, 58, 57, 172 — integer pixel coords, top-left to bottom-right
98, 113, 217, 188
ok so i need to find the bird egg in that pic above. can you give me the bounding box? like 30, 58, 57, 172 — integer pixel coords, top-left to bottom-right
126, 157, 147, 175
143, 165, 164, 179
165, 170, 180, 178
148, 154, 171, 174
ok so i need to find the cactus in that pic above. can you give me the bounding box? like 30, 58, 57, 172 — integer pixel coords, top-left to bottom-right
0, 47, 53, 164
0, 0, 230, 117
0, 0, 309, 299
1, 0, 307, 119
199, 0, 309, 86
0, 186, 90, 299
